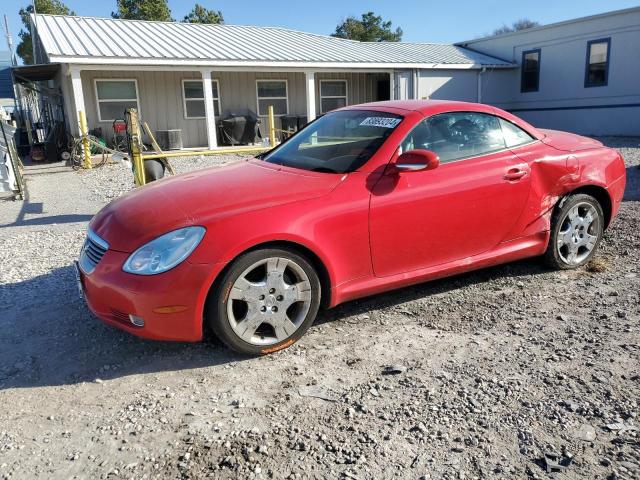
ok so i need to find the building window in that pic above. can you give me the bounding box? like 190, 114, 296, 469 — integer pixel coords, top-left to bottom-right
320, 80, 348, 113
95, 79, 140, 122
585, 38, 610, 88
182, 79, 221, 119
520, 49, 540, 93
256, 80, 288, 116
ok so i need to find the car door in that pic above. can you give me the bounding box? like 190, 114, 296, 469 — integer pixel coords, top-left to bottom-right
369, 111, 532, 277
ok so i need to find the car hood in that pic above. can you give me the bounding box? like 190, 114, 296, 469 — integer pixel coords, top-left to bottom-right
90, 160, 343, 252
539, 129, 603, 152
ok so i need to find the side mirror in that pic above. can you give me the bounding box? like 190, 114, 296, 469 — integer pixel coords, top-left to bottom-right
394, 149, 440, 172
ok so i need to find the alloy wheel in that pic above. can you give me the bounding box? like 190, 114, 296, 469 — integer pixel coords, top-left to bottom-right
226, 257, 312, 346
556, 201, 601, 265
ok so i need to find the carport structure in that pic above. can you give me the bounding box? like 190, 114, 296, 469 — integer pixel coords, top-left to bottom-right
29, 14, 514, 148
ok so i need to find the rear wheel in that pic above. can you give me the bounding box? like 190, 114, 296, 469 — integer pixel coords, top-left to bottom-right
208, 248, 321, 355
544, 193, 604, 269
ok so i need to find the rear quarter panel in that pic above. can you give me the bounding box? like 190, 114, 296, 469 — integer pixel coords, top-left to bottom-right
508, 141, 625, 238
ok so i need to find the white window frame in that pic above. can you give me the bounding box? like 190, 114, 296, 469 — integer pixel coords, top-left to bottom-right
181, 78, 222, 120
319, 79, 348, 114
256, 79, 289, 117
94, 78, 140, 122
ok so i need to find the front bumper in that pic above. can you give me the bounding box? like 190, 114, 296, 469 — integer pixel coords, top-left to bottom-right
607, 174, 626, 224
79, 248, 225, 342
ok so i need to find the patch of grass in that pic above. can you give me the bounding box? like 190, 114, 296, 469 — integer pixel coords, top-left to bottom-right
586, 258, 608, 273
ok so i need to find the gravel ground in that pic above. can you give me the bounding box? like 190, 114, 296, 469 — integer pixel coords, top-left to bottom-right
0, 138, 638, 480
77, 154, 242, 203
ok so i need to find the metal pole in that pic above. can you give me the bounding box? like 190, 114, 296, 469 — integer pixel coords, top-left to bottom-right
78, 110, 91, 169
268, 105, 276, 148
30, 0, 37, 64
142, 145, 268, 160
3, 15, 14, 64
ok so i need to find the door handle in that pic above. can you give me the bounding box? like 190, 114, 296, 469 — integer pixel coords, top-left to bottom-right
504, 167, 527, 181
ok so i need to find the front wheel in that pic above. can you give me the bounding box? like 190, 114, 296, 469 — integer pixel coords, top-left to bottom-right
208, 248, 321, 355
544, 193, 604, 269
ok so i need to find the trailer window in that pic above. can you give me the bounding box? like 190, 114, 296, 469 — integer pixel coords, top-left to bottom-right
521, 49, 540, 93
585, 38, 610, 87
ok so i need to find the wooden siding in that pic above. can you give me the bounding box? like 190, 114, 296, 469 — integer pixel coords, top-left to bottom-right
81, 70, 206, 148
78, 70, 390, 147
315, 72, 388, 114
214, 71, 306, 138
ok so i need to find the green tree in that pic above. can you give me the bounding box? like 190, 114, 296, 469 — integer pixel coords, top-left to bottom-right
111, 0, 172, 21
332, 12, 402, 42
492, 18, 539, 36
183, 4, 224, 24
16, 0, 75, 64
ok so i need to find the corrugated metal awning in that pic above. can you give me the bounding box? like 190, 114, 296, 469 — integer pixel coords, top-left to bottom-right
12, 63, 61, 82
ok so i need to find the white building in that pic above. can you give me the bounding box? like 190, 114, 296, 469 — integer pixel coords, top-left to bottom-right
456, 6, 640, 136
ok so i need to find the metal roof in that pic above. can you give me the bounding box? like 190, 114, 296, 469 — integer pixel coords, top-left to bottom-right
33, 15, 514, 69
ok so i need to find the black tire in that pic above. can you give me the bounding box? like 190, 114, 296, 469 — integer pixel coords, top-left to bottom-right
207, 248, 321, 355
543, 193, 605, 269
143, 159, 165, 182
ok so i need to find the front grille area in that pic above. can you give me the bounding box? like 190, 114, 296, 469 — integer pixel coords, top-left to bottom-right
78, 230, 109, 274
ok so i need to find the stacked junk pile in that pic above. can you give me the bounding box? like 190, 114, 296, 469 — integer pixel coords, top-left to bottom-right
11, 64, 70, 164
0, 120, 25, 200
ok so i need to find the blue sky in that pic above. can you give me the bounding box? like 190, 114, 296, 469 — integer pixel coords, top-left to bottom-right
2, 0, 639, 60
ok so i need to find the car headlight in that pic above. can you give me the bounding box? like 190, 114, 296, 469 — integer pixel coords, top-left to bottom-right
123, 226, 206, 275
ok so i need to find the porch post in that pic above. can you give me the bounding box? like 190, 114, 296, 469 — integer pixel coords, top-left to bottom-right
69, 67, 85, 136
201, 69, 218, 149
477, 67, 486, 103
389, 70, 395, 100
305, 71, 316, 122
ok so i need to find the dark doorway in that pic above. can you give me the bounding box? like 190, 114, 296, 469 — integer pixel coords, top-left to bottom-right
376, 78, 391, 101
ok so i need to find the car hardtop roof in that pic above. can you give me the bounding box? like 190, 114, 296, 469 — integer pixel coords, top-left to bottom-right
341, 100, 544, 140
352, 99, 495, 115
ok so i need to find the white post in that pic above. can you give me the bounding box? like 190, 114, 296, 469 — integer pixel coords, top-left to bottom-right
389, 71, 395, 100
202, 69, 218, 149
477, 67, 485, 103
69, 67, 85, 136
305, 71, 316, 122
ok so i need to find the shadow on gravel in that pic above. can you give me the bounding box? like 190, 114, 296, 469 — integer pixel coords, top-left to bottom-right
623, 165, 640, 201
315, 257, 549, 326
0, 265, 245, 391
0, 257, 551, 391
0, 188, 95, 229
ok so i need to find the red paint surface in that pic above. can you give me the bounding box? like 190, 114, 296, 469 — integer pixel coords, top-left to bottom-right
82, 100, 626, 341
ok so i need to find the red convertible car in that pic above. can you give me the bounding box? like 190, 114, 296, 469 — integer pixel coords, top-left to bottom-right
77, 100, 626, 354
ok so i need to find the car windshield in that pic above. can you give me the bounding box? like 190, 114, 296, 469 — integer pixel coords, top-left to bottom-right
261, 110, 404, 173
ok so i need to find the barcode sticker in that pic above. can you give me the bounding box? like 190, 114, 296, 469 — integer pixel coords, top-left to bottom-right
359, 117, 402, 128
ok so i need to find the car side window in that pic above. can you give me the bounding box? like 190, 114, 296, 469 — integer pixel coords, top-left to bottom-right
400, 112, 507, 164
499, 118, 535, 148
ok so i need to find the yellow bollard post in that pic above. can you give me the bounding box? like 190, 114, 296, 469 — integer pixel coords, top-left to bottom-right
78, 110, 92, 169
268, 105, 276, 148
126, 108, 146, 186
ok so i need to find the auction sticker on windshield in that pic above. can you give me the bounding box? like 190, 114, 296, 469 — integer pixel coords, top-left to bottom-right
359, 117, 402, 128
